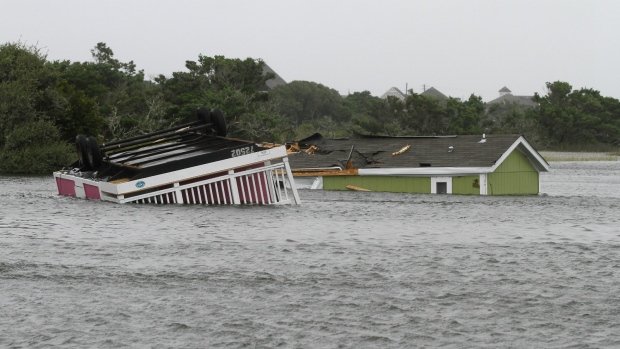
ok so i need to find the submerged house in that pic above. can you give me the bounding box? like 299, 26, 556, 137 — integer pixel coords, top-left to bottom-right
286, 133, 549, 195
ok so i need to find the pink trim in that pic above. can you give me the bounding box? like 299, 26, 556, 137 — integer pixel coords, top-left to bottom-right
56, 177, 76, 196
84, 183, 101, 200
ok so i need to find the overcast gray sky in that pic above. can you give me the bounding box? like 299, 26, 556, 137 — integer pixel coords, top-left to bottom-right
2, 0, 618, 102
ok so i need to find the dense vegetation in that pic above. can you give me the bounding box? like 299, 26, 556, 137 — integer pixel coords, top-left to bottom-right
1, 41, 619, 174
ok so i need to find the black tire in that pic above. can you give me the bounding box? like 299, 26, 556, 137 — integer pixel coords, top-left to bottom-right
210, 108, 227, 137
197, 106, 212, 124
75, 134, 90, 170
86, 136, 103, 170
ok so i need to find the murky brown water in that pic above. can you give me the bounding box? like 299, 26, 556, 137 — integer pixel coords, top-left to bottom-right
1, 161, 619, 348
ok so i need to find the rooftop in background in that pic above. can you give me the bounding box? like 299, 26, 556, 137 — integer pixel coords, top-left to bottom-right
380, 87, 407, 100
260, 63, 287, 91
420, 87, 448, 100
487, 86, 538, 107
380, 86, 450, 101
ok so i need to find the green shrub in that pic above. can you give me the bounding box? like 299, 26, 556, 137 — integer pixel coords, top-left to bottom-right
0, 143, 74, 174
4, 119, 62, 150
0, 120, 75, 174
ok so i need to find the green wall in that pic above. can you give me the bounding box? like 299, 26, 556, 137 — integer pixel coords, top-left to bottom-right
452, 175, 481, 195
324, 176, 431, 194
325, 175, 479, 195
487, 150, 539, 195
321, 150, 539, 195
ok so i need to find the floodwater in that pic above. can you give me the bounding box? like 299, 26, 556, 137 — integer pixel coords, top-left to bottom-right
1, 161, 619, 348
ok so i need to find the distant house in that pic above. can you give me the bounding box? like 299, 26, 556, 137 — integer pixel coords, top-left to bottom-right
286, 133, 549, 195
380, 86, 452, 101
487, 86, 538, 107
260, 63, 287, 91
420, 86, 449, 100
380, 87, 407, 100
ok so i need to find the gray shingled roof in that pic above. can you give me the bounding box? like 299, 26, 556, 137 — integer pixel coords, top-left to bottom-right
487, 94, 538, 107
499, 86, 512, 93
261, 63, 287, 90
380, 87, 406, 100
420, 87, 448, 100
288, 134, 533, 170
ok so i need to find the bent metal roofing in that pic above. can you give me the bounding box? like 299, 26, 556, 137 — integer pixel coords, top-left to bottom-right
287, 134, 549, 172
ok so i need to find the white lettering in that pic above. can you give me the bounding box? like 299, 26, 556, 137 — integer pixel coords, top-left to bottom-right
231, 147, 253, 157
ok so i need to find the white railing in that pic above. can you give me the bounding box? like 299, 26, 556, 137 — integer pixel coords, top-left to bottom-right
119, 161, 299, 205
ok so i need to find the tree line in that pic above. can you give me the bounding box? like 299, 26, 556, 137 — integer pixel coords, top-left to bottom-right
1, 41, 619, 174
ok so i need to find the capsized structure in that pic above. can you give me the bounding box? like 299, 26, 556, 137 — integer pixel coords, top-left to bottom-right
53, 107, 301, 205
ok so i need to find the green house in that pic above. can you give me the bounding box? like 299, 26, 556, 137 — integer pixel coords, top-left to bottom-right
287, 134, 549, 195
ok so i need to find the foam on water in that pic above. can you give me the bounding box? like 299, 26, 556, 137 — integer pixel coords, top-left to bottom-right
1, 163, 619, 348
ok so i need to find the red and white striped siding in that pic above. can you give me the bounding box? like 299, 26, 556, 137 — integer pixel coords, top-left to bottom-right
54, 151, 300, 205
123, 163, 292, 205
